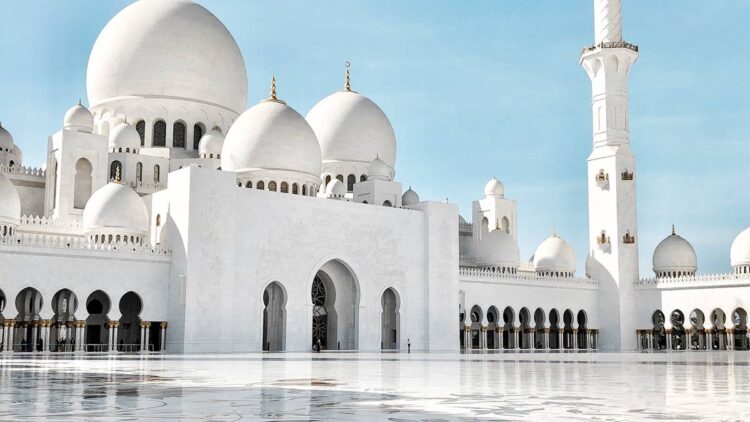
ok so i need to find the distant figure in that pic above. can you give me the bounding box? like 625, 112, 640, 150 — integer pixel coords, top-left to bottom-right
317, 338, 322, 353
407, 338, 411, 354
36, 338, 43, 352
119, 338, 124, 352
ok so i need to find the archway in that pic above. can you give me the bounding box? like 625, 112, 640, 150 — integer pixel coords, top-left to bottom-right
577, 310, 588, 349
118, 292, 143, 352
85, 290, 111, 351
563, 309, 574, 349
310, 260, 359, 350
732, 308, 748, 350
689, 309, 705, 350
652, 310, 667, 350
518, 307, 531, 349
262, 282, 286, 352
469, 305, 483, 349
533, 308, 546, 349
502, 306, 515, 349
549, 309, 560, 349
710, 308, 727, 350
380, 288, 400, 350
670, 310, 686, 350
50, 289, 78, 352
486, 306, 499, 349
15, 287, 43, 352
73, 158, 92, 209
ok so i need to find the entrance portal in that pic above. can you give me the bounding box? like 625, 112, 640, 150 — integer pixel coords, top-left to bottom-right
381, 288, 399, 350
310, 260, 359, 350
262, 282, 286, 351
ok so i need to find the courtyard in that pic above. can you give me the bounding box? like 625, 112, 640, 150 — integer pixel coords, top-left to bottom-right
0, 351, 748, 420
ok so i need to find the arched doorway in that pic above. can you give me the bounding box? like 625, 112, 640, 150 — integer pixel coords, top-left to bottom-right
118, 292, 143, 352
73, 158, 92, 209
563, 309, 574, 349
732, 308, 748, 350
502, 307, 515, 349
486, 306, 499, 349
549, 309, 560, 349
518, 307, 531, 349
85, 290, 110, 352
15, 288, 43, 352
670, 310, 686, 350
534, 308, 546, 349
310, 260, 359, 351
380, 288, 400, 350
469, 305, 483, 349
262, 282, 286, 352
652, 310, 667, 350
51, 289, 78, 352
689, 309, 705, 350
577, 310, 588, 349
710, 308, 727, 350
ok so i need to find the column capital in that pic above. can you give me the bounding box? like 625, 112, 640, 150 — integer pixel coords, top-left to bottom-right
480, 326, 487, 332
160, 321, 168, 329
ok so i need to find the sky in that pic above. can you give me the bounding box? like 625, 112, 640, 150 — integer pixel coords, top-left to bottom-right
0, 1, 749, 276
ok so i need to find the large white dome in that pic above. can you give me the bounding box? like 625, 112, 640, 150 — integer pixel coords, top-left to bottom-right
83, 182, 149, 238
87, 0, 248, 114
533, 234, 576, 275
307, 90, 396, 171
221, 99, 322, 177
0, 172, 21, 228
476, 230, 520, 269
652, 229, 697, 276
730, 227, 750, 268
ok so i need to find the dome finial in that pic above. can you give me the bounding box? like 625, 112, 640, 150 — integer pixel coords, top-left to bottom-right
672, 224, 676, 235
552, 225, 558, 237
78, 98, 82, 106
270, 75, 277, 100
344, 61, 351, 92
114, 165, 121, 183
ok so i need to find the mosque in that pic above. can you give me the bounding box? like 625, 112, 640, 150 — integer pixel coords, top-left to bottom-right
0, 0, 748, 354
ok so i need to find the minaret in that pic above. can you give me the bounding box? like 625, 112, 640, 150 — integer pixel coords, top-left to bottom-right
580, 0, 639, 351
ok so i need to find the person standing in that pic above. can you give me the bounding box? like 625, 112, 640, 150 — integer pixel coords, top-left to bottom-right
407, 338, 411, 354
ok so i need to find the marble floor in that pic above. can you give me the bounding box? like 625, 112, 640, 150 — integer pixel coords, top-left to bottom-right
0, 351, 748, 421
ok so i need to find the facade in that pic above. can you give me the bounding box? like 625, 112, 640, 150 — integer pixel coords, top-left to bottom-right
0, 0, 747, 354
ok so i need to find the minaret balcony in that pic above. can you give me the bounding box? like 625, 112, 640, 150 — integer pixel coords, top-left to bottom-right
621, 171, 634, 181
582, 41, 639, 55
623, 232, 635, 244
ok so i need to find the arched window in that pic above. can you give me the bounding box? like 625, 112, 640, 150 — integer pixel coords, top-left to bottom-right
347, 174, 356, 191
268, 181, 277, 192
193, 123, 204, 150
173, 121, 186, 148
136, 162, 143, 183
212, 126, 222, 134
110, 160, 122, 181
246, 181, 252, 188
135, 120, 145, 146
257, 181, 265, 190
383, 200, 392, 207
324, 175, 332, 189
336, 174, 344, 183
74, 158, 92, 209
153, 121, 166, 147
280, 182, 289, 193
154, 165, 161, 183
292, 183, 298, 195
360, 175, 367, 182
302, 185, 307, 196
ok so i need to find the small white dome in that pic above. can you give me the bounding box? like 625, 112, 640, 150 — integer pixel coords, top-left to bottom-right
652, 228, 697, 276
10, 145, 22, 164
484, 177, 504, 197
0, 124, 14, 151
83, 182, 149, 237
307, 90, 397, 170
402, 187, 420, 206
222, 99, 322, 178
326, 179, 346, 196
63, 103, 94, 133
87, 0, 248, 114
730, 227, 750, 268
0, 172, 21, 228
198, 130, 224, 157
476, 230, 520, 269
533, 234, 576, 275
367, 157, 391, 181
109, 123, 141, 150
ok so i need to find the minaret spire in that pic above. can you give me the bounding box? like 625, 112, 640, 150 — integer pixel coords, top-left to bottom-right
344, 61, 351, 92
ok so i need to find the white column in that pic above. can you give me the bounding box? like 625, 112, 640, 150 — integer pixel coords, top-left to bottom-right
513, 328, 520, 352
139, 323, 146, 352
31, 321, 39, 352
160, 322, 167, 352
573, 329, 579, 350
666, 330, 672, 351
144, 323, 151, 352
479, 326, 487, 350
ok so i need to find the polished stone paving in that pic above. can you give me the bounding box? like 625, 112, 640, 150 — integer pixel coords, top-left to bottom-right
1, 351, 749, 420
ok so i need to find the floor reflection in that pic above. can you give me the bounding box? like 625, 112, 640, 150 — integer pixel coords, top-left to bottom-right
0, 352, 748, 420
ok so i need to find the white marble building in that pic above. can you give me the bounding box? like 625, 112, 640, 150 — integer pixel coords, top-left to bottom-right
0, 0, 747, 354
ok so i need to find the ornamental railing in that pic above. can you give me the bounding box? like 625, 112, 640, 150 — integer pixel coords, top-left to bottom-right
582, 41, 639, 54
636, 273, 750, 287
460, 266, 598, 288
0, 233, 170, 256
0, 165, 45, 178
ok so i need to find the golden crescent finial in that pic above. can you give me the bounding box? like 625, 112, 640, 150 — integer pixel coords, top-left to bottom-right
270, 75, 277, 100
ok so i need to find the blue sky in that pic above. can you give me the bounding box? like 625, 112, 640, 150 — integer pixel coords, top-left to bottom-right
0, 1, 748, 276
